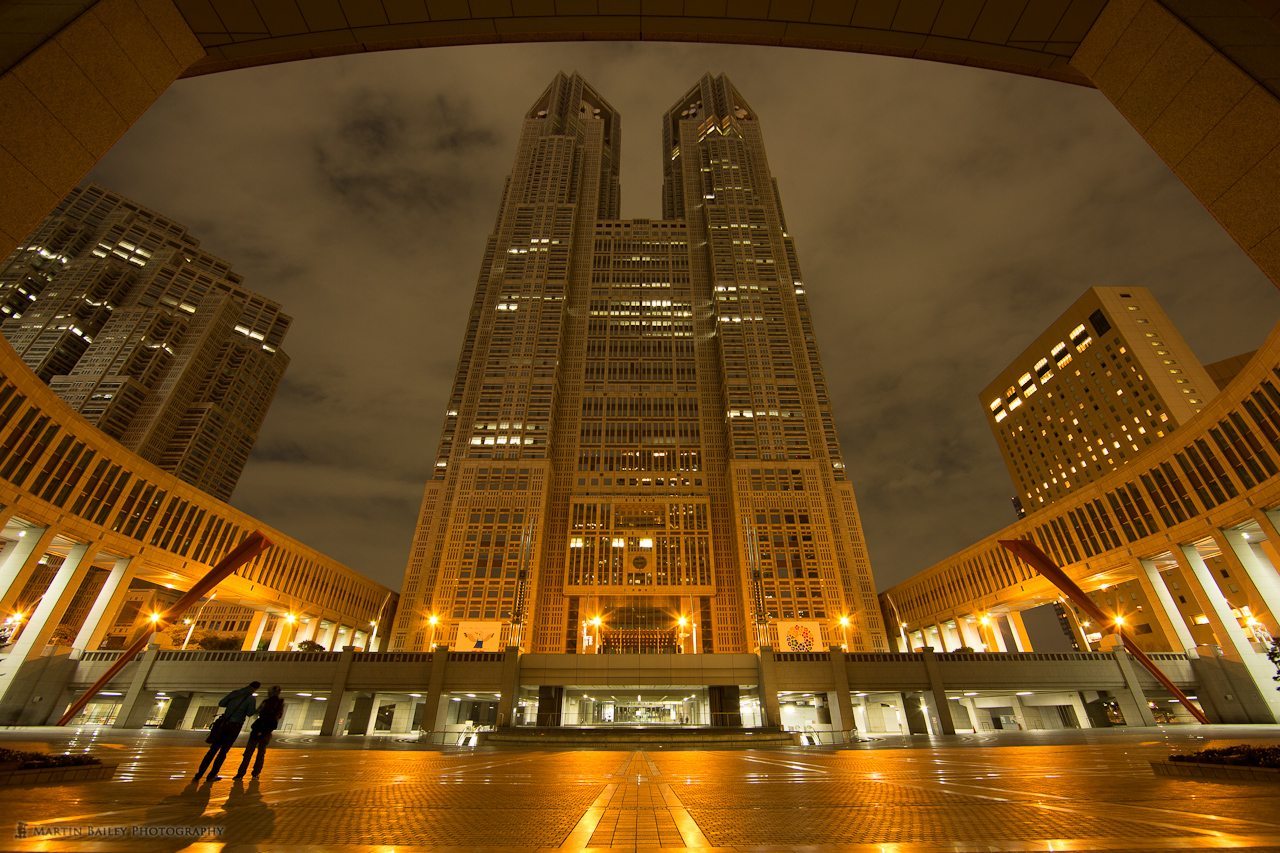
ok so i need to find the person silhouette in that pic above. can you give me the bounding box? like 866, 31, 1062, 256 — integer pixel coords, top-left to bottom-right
234, 685, 285, 779
193, 681, 259, 782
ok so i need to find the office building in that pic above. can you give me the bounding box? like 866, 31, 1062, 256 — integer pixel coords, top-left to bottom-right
392, 73, 887, 656
0, 185, 290, 501
983, 286, 1216, 513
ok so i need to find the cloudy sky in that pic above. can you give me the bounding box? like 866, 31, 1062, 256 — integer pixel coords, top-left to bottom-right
87, 42, 1277, 594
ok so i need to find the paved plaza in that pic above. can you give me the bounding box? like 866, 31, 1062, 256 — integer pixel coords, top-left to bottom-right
0, 726, 1276, 850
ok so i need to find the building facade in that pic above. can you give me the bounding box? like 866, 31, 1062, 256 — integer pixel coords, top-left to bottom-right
0, 185, 290, 501
392, 74, 887, 656
983, 287, 1217, 515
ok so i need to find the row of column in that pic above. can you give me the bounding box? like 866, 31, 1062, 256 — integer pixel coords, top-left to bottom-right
0, 513, 376, 715
906, 611, 1032, 655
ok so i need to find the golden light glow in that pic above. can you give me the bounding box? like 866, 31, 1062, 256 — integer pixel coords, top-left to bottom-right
677, 616, 687, 627
1113, 614, 1126, 626
284, 613, 297, 624
427, 614, 439, 626
979, 615, 991, 626
1245, 616, 1259, 627
148, 612, 162, 624
590, 616, 603, 628
839, 616, 850, 627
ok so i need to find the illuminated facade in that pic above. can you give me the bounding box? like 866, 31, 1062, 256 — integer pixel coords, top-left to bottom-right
983, 287, 1216, 514
0, 185, 290, 501
392, 74, 887, 655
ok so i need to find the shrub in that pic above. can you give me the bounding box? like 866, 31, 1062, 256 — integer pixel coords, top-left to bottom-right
1170, 745, 1280, 769
0, 747, 101, 770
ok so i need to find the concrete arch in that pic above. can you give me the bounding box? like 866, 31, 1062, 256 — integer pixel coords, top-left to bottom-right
0, 1, 1277, 290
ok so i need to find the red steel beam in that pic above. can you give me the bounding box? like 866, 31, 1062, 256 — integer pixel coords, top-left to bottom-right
998, 538, 1209, 725
56, 531, 273, 726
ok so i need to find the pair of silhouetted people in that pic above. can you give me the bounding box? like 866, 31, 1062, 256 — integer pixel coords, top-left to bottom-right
193, 682, 285, 782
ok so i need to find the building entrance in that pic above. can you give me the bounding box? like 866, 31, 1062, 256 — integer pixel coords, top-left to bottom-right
514, 685, 764, 728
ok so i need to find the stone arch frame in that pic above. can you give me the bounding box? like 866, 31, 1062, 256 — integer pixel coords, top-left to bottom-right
0, 1, 1276, 290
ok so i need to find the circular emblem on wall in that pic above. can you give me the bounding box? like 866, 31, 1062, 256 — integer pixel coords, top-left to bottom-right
783, 623, 815, 652
632, 555, 648, 569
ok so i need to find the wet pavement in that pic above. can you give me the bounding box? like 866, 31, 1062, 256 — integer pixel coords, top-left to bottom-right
0, 725, 1276, 850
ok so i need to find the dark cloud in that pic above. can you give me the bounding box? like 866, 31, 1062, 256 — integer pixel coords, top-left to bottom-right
88, 43, 1277, 592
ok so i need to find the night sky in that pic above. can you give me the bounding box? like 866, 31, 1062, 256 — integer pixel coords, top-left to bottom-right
86, 42, 1277, 595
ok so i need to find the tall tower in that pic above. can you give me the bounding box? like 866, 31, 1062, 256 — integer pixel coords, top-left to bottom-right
0, 185, 290, 501
392, 74, 887, 654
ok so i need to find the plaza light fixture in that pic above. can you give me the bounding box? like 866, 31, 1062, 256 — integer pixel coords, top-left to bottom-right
677, 616, 687, 627
427, 614, 439, 626
1113, 615, 1126, 627
979, 615, 991, 626
590, 616, 603, 628
284, 613, 297, 624
148, 612, 161, 624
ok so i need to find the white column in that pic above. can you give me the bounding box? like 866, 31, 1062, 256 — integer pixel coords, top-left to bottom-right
298, 616, 320, 644
1217, 527, 1280, 632
1068, 692, 1091, 729
241, 611, 268, 651
0, 526, 56, 609
268, 616, 290, 650
1133, 557, 1197, 653
1176, 545, 1256, 660
984, 618, 1008, 652
0, 543, 97, 703
72, 556, 134, 651
1177, 544, 1280, 720
1006, 612, 1032, 652
955, 616, 982, 651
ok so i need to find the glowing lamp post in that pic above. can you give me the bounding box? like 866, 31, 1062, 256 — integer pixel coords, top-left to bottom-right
427, 614, 439, 650
838, 615, 850, 651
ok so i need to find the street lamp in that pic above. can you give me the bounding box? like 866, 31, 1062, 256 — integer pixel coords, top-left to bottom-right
427, 614, 439, 650
590, 615, 603, 654
838, 615, 850, 651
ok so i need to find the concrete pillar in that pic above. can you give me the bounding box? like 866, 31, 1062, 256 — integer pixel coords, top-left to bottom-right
1110, 649, 1158, 727
160, 692, 192, 729
960, 697, 982, 731
983, 617, 1008, 652
241, 611, 268, 651
113, 645, 162, 728
956, 616, 983, 651
0, 525, 56, 610
1008, 694, 1030, 730
0, 543, 96, 673
298, 616, 320, 645
496, 646, 520, 728
1071, 0, 1280, 290
919, 649, 956, 735
828, 649, 855, 740
756, 647, 783, 728
318, 646, 358, 736
1133, 557, 1197, 653
346, 694, 375, 736
419, 648, 450, 740
1176, 545, 1259, 661
1006, 612, 1032, 652
1068, 692, 1092, 729
1216, 527, 1280, 632
268, 616, 292, 651
72, 556, 134, 651
1177, 544, 1280, 721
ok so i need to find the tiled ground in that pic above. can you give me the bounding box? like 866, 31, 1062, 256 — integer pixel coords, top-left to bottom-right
0, 726, 1277, 850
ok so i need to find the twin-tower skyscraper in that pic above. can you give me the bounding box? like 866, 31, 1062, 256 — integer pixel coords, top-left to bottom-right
390, 74, 888, 655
